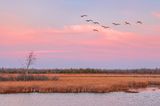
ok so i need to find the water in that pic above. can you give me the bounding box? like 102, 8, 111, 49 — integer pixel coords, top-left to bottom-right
0, 89, 160, 106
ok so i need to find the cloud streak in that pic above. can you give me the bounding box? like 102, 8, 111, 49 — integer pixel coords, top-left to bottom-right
152, 12, 160, 18
0, 24, 160, 62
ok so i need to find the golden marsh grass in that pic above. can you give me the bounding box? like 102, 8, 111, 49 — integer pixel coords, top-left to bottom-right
0, 74, 160, 93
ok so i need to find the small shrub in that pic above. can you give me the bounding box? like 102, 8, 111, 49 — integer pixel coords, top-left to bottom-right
0, 76, 15, 81
0, 75, 59, 81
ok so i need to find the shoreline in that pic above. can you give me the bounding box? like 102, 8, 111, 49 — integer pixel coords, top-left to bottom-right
0, 86, 159, 94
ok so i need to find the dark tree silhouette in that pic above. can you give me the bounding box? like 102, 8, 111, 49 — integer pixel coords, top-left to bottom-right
25, 51, 36, 74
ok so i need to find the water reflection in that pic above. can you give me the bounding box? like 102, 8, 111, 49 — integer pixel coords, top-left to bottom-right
0, 89, 160, 106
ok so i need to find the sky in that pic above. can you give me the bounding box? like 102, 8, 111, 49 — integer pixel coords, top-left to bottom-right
0, 0, 160, 69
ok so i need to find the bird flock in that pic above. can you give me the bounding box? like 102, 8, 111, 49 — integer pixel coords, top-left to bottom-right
81, 15, 143, 32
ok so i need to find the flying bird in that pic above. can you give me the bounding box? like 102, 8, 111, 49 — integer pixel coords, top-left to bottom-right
81, 15, 87, 17
86, 19, 93, 22
93, 29, 99, 32
93, 22, 100, 25
112, 23, 121, 26
125, 21, 131, 25
137, 21, 143, 24
101, 25, 110, 29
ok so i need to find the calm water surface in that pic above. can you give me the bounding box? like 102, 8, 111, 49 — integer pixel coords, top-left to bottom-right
0, 88, 160, 106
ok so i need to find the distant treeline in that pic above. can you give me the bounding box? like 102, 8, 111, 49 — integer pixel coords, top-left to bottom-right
0, 68, 160, 74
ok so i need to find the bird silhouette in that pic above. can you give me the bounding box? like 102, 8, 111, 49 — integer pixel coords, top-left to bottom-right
81, 15, 88, 18
112, 23, 121, 26
93, 29, 99, 32
86, 19, 93, 22
137, 21, 143, 24
93, 22, 100, 25
80, 14, 144, 33
101, 25, 110, 29
125, 21, 131, 25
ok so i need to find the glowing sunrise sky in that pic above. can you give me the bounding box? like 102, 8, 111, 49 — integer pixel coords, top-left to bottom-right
0, 0, 160, 69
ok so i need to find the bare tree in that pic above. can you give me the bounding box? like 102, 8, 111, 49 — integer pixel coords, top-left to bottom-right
25, 51, 36, 74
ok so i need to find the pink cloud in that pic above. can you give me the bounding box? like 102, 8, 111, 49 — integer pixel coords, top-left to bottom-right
152, 12, 160, 18
0, 24, 160, 61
